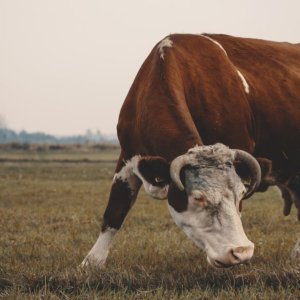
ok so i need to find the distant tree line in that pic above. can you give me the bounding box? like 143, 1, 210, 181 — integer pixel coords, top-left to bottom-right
0, 127, 118, 145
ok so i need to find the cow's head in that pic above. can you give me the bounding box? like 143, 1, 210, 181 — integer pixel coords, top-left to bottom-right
134, 143, 261, 268
168, 144, 260, 268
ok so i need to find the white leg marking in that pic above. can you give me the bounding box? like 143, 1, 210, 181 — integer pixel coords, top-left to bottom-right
82, 159, 141, 269
200, 34, 250, 94
157, 37, 173, 60
291, 238, 300, 258
81, 227, 117, 268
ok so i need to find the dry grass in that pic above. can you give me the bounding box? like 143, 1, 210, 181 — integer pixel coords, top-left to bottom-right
1, 148, 300, 299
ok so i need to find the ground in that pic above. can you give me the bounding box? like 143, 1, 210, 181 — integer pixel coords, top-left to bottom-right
1, 146, 300, 299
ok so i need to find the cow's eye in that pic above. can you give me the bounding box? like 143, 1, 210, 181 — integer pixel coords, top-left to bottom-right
155, 176, 165, 183
225, 161, 233, 168
192, 196, 208, 207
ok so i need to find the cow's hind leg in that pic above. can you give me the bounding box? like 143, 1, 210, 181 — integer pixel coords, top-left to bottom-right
81, 153, 141, 267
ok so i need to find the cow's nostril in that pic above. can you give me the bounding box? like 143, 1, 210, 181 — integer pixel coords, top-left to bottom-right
234, 246, 246, 253
230, 248, 240, 262
231, 245, 254, 263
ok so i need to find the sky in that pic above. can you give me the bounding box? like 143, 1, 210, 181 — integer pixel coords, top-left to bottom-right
1, 0, 300, 136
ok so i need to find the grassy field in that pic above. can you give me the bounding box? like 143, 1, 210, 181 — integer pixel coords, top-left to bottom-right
1, 147, 300, 299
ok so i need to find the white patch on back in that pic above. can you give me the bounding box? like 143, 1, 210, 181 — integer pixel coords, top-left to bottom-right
81, 227, 117, 268
157, 37, 173, 60
236, 69, 250, 94
199, 34, 228, 56
200, 34, 250, 94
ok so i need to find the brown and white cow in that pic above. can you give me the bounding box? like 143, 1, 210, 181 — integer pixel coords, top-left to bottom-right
82, 34, 300, 268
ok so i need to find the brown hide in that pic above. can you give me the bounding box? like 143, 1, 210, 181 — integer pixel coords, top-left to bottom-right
117, 33, 300, 213
206, 34, 300, 167
119, 34, 300, 167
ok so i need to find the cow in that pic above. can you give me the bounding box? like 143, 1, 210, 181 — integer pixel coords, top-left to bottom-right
82, 34, 300, 269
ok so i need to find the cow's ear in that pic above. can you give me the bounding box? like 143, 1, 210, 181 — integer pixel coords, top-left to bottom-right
137, 156, 170, 186
235, 157, 272, 192
256, 157, 272, 177
255, 157, 273, 192
234, 157, 272, 178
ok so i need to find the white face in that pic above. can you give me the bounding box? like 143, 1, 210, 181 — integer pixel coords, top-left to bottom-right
168, 145, 254, 268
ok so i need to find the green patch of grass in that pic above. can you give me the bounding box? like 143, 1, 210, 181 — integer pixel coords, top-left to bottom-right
1, 149, 300, 299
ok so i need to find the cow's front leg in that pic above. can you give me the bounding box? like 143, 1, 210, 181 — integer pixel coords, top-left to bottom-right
81, 156, 141, 268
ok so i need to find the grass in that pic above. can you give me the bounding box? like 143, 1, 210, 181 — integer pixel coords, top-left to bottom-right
1, 147, 300, 299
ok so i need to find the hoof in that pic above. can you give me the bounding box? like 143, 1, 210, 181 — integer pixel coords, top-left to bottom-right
80, 255, 106, 269
291, 239, 300, 258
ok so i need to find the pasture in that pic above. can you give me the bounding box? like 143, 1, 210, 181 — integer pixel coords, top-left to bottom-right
1, 146, 300, 299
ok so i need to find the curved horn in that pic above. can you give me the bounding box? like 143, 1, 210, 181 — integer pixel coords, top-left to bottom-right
170, 155, 191, 191
234, 150, 261, 199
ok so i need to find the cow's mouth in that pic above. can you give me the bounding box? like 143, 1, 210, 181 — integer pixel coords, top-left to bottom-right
207, 256, 235, 268
213, 260, 234, 268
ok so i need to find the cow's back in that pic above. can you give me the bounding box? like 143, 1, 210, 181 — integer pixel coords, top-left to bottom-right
207, 34, 300, 159
118, 34, 255, 160
118, 34, 300, 162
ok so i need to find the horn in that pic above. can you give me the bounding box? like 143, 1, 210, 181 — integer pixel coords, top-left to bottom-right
170, 154, 191, 191
234, 150, 261, 199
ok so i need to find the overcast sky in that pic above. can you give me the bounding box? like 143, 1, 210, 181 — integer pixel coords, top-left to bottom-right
1, 0, 300, 135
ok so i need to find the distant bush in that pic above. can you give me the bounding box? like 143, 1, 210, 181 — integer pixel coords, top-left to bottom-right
0, 142, 120, 152
0, 142, 30, 150
0, 128, 118, 145
49, 145, 64, 151
92, 144, 120, 151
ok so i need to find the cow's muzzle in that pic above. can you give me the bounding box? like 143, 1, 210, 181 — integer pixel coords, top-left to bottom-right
207, 244, 254, 268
